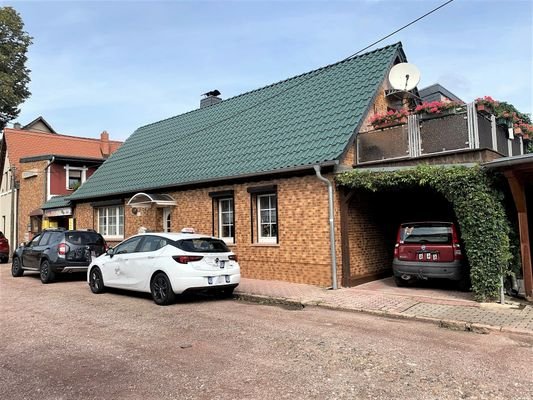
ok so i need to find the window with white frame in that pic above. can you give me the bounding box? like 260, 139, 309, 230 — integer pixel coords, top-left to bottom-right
218, 198, 234, 243
65, 165, 87, 190
97, 206, 124, 239
257, 193, 277, 243
162, 208, 172, 233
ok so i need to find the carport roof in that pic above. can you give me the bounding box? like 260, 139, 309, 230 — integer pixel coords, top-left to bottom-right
68, 42, 404, 201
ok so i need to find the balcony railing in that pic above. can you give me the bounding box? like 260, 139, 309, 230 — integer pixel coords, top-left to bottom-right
356, 103, 524, 165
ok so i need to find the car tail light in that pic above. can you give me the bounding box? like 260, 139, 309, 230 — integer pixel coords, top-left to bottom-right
229, 254, 238, 262
451, 224, 463, 260
172, 255, 204, 264
58, 243, 70, 256
393, 243, 399, 258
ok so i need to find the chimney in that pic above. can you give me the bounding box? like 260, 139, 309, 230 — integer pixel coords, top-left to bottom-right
13, 122, 22, 129
200, 90, 222, 108
100, 130, 110, 158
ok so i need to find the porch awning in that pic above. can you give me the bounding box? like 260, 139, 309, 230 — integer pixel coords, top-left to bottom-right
41, 195, 71, 210
127, 192, 177, 208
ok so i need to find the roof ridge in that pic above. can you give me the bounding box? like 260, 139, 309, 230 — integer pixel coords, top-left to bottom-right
136, 42, 402, 131
5, 128, 123, 144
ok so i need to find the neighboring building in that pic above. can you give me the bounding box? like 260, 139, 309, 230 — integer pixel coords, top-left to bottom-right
0, 121, 122, 246
67, 42, 522, 288
419, 83, 463, 103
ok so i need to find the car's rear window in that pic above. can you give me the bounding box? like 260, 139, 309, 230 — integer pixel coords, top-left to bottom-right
400, 224, 452, 244
65, 232, 105, 246
175, 238, 230, 253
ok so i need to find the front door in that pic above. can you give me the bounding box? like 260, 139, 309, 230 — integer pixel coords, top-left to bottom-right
22, 233, 42, 269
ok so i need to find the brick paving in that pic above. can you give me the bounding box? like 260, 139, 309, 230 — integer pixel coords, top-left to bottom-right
236, 277, 533, 335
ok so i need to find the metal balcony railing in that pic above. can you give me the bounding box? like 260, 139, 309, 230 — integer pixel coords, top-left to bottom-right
356, 102, 525, 165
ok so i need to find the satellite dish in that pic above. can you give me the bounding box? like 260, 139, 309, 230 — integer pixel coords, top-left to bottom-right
388, 63, 421, 91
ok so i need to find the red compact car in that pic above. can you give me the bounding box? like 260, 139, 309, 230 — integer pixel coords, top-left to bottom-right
392, 222, 468, 290
0, 231, 10, 263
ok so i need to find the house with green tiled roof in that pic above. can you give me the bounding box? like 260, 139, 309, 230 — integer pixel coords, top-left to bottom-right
69, 42, 520, 288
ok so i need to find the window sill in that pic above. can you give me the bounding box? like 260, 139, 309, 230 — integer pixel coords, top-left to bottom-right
251, 243, 280, 248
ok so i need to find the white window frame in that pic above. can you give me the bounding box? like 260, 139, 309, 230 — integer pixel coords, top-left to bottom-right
162, 207, 172, 233
97, 206, 124, 240
218, 197, 234, 244
65, 164, 87, 190
257, 193, 277, 244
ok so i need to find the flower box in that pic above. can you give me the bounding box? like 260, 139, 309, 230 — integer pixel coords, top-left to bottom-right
372, 116, 407, 129
476, 103, 493, 114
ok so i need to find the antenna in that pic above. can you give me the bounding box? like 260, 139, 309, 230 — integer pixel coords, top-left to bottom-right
388, 63, 421, 91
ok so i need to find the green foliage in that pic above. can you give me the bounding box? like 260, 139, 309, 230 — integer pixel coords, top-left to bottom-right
493, 101, 531, 125
0, 6, 33, 129
337, 165, 512, 301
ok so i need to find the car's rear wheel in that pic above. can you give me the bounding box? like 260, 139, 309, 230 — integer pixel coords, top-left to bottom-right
89, 267, 105, 294
40, 260, 55, 284
1, 256, 8, 264
151, 272, 175, 306
11, 257, 23, 277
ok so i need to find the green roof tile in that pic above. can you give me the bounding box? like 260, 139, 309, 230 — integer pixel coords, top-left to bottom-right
41, 195, 71, 210
70, 43, 402, 201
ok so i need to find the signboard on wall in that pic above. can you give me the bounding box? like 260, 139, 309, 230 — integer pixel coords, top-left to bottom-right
43, 207, 72, 217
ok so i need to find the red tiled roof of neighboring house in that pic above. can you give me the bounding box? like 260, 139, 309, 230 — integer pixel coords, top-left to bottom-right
3, 128, 122, 176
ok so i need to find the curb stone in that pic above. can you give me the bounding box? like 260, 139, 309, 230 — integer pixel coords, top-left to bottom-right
236, 292, 533, 337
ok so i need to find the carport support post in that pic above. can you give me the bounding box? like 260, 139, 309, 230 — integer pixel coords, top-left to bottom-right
505, 171, 533, 299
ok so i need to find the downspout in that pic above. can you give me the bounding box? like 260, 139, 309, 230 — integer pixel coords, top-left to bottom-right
45, 156, 55, 201
314, 164, 338, 290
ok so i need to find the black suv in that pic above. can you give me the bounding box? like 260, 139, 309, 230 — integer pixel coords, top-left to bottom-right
11, 229, 107, 283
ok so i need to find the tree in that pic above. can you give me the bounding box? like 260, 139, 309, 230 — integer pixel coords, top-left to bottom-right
0, 6, 32, 130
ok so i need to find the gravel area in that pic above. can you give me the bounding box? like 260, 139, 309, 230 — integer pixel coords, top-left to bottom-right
1, 266, 532, 400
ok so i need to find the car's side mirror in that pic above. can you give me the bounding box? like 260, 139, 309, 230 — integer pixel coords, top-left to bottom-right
106, 248, 115, 258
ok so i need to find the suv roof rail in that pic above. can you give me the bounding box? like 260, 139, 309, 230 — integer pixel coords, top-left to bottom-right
68, 229, 97, 233
43, 227, 66, 231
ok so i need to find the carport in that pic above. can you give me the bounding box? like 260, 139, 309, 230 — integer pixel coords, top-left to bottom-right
485, 154, 533, 299
339, 166, 458, 288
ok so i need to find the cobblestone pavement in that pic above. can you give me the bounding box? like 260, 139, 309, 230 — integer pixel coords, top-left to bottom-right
236, 277, 533, 335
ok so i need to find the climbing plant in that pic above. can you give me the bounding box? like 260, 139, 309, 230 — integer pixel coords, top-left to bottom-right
336, 164, 512, 301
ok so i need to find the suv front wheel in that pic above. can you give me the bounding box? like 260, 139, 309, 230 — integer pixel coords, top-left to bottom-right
40, 260, 56, 284
12, 257, 23, 277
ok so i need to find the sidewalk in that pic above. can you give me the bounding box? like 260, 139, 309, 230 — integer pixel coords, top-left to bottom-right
235, 277, 533, 336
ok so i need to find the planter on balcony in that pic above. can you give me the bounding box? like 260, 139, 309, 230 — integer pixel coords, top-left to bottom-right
476, 103, 493, 115
419, 108, 460, 121
372, 116, 407, 130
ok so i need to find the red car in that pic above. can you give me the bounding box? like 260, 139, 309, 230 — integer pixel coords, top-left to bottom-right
392, 222, 468, 290
0, 231, 10, 263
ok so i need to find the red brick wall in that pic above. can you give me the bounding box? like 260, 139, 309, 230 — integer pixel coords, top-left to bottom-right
50, 163, 98, 196
74, 174, 338, 286
18, 160, 47, 242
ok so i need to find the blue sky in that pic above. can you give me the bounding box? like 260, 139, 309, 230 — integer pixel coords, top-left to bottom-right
4, 0, 533, 141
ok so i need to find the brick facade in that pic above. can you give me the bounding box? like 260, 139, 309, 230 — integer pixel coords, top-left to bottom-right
18, 160, 48, 242
74, 173, 339, 286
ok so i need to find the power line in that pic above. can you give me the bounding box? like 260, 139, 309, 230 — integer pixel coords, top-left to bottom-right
76, 0, 456, 179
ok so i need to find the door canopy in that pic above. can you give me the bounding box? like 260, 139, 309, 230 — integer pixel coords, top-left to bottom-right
127, 193, 177, 208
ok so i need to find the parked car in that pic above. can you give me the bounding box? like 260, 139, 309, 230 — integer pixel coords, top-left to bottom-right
88, 231, 240, 305
0, 231, 9, 263
392, 222, 468, 289
11, 229, 107, 283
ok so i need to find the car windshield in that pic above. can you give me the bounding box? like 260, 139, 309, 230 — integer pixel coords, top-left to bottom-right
65, 232, 104, 246
175, 238, 230, 253
400, 224, 452, 244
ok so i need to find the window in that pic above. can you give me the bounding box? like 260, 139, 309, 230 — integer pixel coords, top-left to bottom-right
257, 194, 277, 243
139, 235, 168, 252
114, 236, 142, 255
37, 232, 52, 246
97, 206, 124, 239
175, 238, 230, 253
65, 165, 87, 190
162, 208, 171, 233
218, 198, 234, 243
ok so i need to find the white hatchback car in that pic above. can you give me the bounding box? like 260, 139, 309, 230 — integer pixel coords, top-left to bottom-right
87, 231, 240, 305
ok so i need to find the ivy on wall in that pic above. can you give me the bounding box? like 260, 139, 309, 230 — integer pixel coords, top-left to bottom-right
336, 165, 512, 301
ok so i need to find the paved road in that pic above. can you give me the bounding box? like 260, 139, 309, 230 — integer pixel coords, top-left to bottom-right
1, 266, 532, 400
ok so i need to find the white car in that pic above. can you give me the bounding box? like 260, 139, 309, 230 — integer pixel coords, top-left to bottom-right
87, 231, 240, 305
